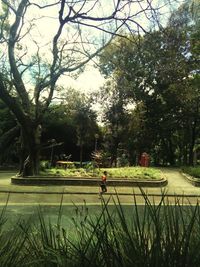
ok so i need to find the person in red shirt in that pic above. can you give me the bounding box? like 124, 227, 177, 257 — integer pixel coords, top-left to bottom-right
99, 171, 107, 197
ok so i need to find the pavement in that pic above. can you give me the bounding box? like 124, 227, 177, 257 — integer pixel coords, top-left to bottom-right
0, 168, 199, 197
0, 168, 199, 229
0, 168, 199, 207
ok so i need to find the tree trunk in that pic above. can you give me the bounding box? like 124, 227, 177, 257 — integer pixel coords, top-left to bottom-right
18, 124, 42, 177
80, 142, 83, 167
189, 121, 197, 166
189, 146, 194, 166
110, 139, 118, 167
183, 145, 188, 165
168, 139, 175, 166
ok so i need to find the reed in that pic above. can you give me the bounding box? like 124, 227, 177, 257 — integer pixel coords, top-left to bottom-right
1, 192, 200, 266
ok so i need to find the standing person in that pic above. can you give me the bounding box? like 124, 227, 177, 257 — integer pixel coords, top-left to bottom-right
99, 171, 107, 198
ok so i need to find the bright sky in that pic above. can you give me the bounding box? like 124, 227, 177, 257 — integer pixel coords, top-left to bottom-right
44, 0, 184, 94
58, 65, 105, 94
0, 0, 185, 95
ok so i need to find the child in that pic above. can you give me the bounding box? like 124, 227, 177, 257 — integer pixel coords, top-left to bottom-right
99, 171, 107, 197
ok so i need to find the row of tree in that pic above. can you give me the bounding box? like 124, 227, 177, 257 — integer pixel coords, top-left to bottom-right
0, 0, 154, 176
0, 90, 98, 166
98, 0, 200, 166
0, 0, 199, 175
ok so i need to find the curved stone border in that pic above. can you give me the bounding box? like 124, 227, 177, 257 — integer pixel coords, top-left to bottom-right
181, 172, 200, 187
11, 176, 168, 187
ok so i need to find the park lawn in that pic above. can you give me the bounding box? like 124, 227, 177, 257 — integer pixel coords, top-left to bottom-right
182, 166, 200, 178
41, 166, 162, 180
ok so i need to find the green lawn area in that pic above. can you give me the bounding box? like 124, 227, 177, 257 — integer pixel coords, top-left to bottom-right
41, 166, 162, 180
182, 166, 200, 178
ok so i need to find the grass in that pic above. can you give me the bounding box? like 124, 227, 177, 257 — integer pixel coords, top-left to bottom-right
41, 166, 162, 180
182, 166, 200, 178
1, 193, 200, 266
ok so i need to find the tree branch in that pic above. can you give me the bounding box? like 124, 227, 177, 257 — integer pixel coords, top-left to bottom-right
0, 74, 30, 126
8, 0, 30, 112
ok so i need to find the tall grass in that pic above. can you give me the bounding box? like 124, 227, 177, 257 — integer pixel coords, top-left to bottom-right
1, 193, 200, 266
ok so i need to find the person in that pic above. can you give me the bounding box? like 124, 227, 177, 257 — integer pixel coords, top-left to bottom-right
99, 171, 107, 198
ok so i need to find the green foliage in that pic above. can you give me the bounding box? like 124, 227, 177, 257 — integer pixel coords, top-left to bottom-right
42, 88, 99, 162
41, 167, 100, 177
41, 166, 161, 180
0, 100, 18, 164
98, 1, 200, 167
0, 2, 10, 38
40, 160, 50, 170
0, 101, 16, 135
1, 194, 200, 266
96, 79, 131, 166
91, 150, 111, 168
106, 167, 161, 179
182, 166, 200, 178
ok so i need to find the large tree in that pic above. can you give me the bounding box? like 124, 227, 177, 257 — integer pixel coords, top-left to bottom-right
98, 0, 200, 166
97, 78, 131, 166
59, 88, 99, 165
42, 88, 98, 164
0, 0, 158, 176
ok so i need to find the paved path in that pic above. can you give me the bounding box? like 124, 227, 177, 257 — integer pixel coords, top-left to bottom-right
0, 168, 199, 195
0, 169, 198, 203
0, 169, 200, 228
0, 169, 199, 221
161, 168, 200, 196
0, 168, 199, 205
0, 169, 199, 194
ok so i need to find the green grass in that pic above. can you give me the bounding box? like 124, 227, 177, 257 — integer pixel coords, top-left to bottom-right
182, 166, 200, 178
41, 166, 162, 180
1, 193, 200, 266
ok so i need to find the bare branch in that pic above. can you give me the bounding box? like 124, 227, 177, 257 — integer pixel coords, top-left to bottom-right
8, 0, 30, 112
28, 1, 60, 9
1, 0, 173, 127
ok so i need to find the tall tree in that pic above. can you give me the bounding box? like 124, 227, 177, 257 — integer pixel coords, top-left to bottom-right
98, 78, 131, 166
0, 0, 157, 176
98, 1, 200, 166
62, 88, 98, 165
42, 88, 98, 163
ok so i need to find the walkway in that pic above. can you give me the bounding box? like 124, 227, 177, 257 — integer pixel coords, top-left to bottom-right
162, 168, 200, 196
0, 168, 199, 197
0, 169, 199, 206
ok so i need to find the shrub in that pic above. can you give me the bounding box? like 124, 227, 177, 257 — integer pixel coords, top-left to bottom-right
1, 193, 200, 266
182, 166, 200, 178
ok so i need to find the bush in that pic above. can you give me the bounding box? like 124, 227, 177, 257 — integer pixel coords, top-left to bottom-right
182, 166, 200, 178
41, 166, 162, 179
1, 193, 200, 266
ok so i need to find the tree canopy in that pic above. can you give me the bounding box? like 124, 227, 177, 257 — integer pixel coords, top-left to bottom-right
0, 0, 199, 172
98, 0, 200, 166
0, 0, 162, 175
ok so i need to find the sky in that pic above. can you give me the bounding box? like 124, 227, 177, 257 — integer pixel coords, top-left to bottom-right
36, 0, 185, 95
57, 64, 105, 94
0, 0, 185, 95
